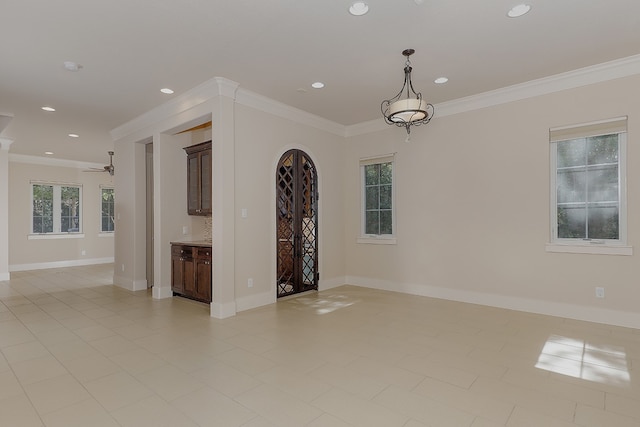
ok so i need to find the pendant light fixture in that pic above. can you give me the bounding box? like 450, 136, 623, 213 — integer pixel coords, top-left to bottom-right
381, 49, 434, 135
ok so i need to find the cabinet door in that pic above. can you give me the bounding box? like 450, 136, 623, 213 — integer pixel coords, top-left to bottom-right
182, 257, 196, 296
199, 150, 212, 215
187, 154, 199, 215
195, 256, 212, 302
171, 253, 184, 294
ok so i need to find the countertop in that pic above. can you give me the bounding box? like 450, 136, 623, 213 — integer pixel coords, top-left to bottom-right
170, 240, 212, 247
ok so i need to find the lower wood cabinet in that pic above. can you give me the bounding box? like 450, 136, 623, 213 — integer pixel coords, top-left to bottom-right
171, 243, 211, 303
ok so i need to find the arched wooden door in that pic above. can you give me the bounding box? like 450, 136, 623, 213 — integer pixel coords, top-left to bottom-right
276, 149, 318, 297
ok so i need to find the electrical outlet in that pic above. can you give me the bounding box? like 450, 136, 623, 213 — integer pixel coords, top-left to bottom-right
248, 278, 253, 288
81, 250, 86, 256
595, 287, 605, 298
121, 264, 125, 272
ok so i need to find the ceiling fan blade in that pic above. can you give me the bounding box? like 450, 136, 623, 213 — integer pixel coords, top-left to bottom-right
83, 151, 115, 175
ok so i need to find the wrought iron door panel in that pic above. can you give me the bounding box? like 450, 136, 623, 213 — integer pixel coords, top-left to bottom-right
277, 150, 318, 297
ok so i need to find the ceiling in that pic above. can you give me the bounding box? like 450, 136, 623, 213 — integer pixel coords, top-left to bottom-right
1, 0, 640, 164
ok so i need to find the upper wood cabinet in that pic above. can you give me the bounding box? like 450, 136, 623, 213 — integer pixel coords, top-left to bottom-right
184, 141, 212, 216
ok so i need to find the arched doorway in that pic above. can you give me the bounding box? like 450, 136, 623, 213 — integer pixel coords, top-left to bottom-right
276, 149, 318, 297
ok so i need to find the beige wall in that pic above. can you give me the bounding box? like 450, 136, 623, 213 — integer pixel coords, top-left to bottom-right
344, 74, 640, 326
110, 72, 640, 326
111, 87, 346, 315
8, 159, 114, 269
233, 105, 346, 304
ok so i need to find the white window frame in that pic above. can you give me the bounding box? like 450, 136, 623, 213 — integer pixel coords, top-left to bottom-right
358, 153, 396, 245
100, 186, 115, 234
546, 117, 631, 255
30, 181, 84, 239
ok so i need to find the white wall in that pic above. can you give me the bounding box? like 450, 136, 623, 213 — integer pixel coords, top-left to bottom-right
0, 138, 13, 280
8, 158, 114, 270
344, 74, 640, 327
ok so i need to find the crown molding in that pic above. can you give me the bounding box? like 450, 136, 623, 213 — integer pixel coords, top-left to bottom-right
110, 54, 640, 141
215, 77, 240, 99
235, 88, 345, 137
0, 137, 14, 151
9, 153, 104, 170
346, 54, 640, 137
111, 75, 346, 141
0, 114, 13, 134
110, 78, 223, 141
437, 53, 640, 117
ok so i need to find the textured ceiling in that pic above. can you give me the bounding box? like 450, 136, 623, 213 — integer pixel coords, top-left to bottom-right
1, 0, 640, 163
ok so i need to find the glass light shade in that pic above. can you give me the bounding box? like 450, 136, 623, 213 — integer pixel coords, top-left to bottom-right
388, 98, 428, 123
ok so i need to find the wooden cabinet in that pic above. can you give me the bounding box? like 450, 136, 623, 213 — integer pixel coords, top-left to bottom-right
184, 141, 212, 216
171, 243, 211, 303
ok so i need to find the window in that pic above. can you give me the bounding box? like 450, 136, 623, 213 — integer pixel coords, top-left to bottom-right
359, 154, 395, 243
548, 117, 630, 255
32, 183, 82, 234
101, 187, 115, 232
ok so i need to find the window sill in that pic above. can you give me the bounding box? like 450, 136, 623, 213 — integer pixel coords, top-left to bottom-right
99, 232, 114, 238
357, 236, 397, 245
28, 233, 85, 240
545, 243, 632, 256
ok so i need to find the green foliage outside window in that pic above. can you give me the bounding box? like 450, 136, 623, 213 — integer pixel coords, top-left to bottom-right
101, 188, 115, 232
32, 184, 53, 233
364, 162, 393, 235
32, 184, 81, 234
556, 134, 619, 240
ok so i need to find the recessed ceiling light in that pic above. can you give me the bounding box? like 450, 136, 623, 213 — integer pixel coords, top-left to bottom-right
434, 77, 449, 84
311, 82, 325, 89
41, 106, 55, 112
63, 61, 82, 72
507, 4, 531, 18
160, 88, 174, 94
349, 1, 369, 16
68, 133, 79, 138
45, 151, 54, 155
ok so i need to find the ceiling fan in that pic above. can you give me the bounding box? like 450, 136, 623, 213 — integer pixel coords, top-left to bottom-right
85, 151, 114, 176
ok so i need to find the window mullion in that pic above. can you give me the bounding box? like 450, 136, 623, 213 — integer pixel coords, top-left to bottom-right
377, 167, 382, 234
584, 140, 589, 239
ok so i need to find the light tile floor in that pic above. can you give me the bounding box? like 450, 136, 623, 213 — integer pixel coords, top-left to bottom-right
1, 264, 640, 426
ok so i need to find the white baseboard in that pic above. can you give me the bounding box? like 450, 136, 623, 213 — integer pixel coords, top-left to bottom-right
0, 272, 9, 281
113, 274, 133, 291
10, 257, 114, 272
113, 274, 148, 292
234, 276, 347, 313
236, 289, 276, 312
132, 279, 148, 292
346, 276, 640, 330
210, 300, 237, 319
152, 285, 173, 299
320, 276, 347, 291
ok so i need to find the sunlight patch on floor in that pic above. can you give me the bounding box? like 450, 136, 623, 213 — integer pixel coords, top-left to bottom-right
287, 294, 357, 315
535, 334, 631, 386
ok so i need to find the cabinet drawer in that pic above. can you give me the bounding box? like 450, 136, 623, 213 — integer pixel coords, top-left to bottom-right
195, 247, 212, 258
171, 245, 193, 258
